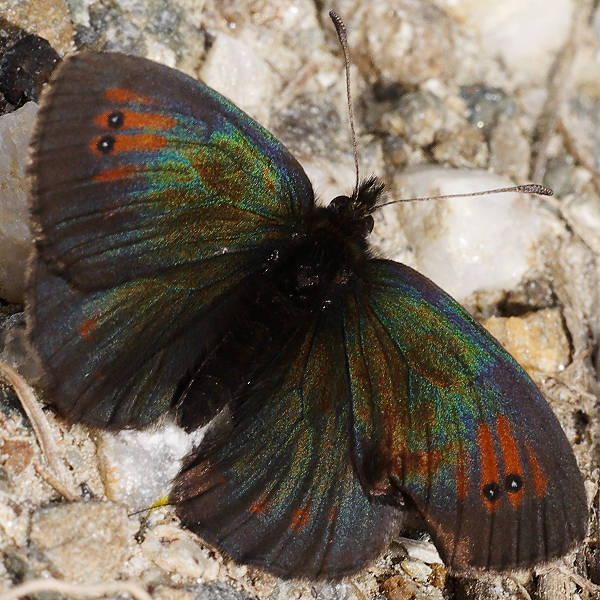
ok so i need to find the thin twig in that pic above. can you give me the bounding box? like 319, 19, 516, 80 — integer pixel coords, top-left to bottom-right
0, 362, 78, 500
0, 578, 153, 600
32, 458, 79, 501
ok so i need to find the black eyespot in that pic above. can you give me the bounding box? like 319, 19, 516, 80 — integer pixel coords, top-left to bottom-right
107, 111, 124, 128
97, 135, 115, 154
505, 473, 523, 493
482, 482, 502, 502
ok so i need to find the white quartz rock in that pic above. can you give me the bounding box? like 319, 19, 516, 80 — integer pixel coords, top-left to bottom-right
392, 166, 546, 301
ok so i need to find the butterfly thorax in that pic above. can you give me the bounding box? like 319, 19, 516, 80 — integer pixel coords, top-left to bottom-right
267, 178, 384, 309
175, 182, 383, 427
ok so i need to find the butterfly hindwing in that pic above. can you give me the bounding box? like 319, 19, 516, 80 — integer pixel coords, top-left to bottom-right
344, 259, 587, 570
173, 306, 399, 579
28, 52, 315, 427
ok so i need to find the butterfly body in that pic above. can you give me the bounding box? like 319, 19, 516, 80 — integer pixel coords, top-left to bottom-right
27, 51, 587, 579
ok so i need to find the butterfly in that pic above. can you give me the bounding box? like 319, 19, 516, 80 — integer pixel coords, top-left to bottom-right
27, 50, 587, 580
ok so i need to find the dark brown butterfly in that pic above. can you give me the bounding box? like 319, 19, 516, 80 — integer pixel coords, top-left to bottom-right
27, 44, 587, 579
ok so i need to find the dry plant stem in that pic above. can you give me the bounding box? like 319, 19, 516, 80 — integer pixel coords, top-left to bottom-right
531, 0, 594, 183
32, 457, 79, 501
0, 362, 78, 501
0, 578, 153, 600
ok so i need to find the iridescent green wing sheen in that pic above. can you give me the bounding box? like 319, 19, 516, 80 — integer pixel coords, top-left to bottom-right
344, 260, 587, 571
172, 308, 399, 579
28, 52, 314, 428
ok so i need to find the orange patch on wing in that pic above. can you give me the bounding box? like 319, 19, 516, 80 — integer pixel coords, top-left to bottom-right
478, 423, 500, 512
105, 88, 157, 105
394, 447, 444, 483
329, 506, 338, 522
91, 133, 168, 155
250, 494, 270, 515
496, 415, 525, 508
525, 442, 548, 498
79, 316, 98, 340
94, 110, 176, 131
290, 505, 310, 532
94, 164, 141, 182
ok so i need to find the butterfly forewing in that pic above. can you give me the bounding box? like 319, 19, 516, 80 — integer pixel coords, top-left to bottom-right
28, 52, 315, 428
30, 52, 313, 290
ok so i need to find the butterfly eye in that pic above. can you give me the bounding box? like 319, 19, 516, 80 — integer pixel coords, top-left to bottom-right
329, 196, 350, 212
107, 110, 124, 128
505, 473, 523, 493
96, 134, 115, 154
482, 481, 502, 503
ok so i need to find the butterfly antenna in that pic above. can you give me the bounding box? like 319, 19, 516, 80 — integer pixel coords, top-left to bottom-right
378, 183, 553, 208
330, 11, 360, 193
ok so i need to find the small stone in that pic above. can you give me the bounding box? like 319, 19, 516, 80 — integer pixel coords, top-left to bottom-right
358, 0, 461, 85
189, 580, 255, 600
97, 421, 196, 512
460, 85, 515, 136
311, 581, 358, 600
153, 586, 196, 600
3, 548, 32, 584
379, 91, 445, 146
0, 0, 75, 54
141, 524, 220, 582
561, 184, 600, 255
0, 438, 33, 475
543, 156, 577, 197
0, 34, 60, 107
88, 5, 146, 55
488, 115, 531, 182
398, 538, 444, 566
431, 125, 488, 169
0, 466, 12, 493
400, 558, 432, 582
381, 574, 443, 600
444, 0, 575, 85
29, 502, 133, 583
483, 308, 570, 375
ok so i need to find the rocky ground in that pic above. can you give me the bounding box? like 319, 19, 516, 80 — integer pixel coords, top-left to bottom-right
0, 0, 598, 599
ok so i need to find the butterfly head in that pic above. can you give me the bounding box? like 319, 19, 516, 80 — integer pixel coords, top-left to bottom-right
327, 176, 385, 237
